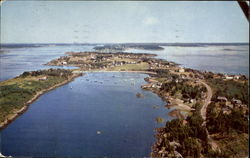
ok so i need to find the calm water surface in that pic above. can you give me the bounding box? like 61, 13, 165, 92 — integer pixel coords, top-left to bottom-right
0, 45, 94, 81
1, 72, 169, 157
126, 45, 249, 75
0, 44, 249, 157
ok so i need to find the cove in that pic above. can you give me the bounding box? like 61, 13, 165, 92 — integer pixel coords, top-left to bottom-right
1, 72, 171, 157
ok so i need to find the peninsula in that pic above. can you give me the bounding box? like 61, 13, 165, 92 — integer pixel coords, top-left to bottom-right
0, 51, 248, 157
0, 69, 82, 129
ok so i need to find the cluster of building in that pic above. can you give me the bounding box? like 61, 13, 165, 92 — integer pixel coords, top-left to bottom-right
224, 75, 241, 80
147, 59, 175, 70
216, 96, 247, 115
141, 77, 163, 89
48, 52, 155, 70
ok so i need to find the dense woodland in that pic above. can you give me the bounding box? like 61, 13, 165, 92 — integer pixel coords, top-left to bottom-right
151, 102, 217, 157
160, 80, 207, 100
151, 69, 248, 157
20, 68, 73, 78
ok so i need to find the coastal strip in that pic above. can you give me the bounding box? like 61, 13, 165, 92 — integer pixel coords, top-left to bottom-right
0, 71, 82, 130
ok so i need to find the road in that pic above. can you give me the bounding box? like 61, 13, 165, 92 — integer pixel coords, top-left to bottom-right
198, 80, 213, 122
197, 79, 220, 152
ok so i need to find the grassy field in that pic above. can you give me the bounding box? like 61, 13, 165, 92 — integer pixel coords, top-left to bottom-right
106, 62, 149, 71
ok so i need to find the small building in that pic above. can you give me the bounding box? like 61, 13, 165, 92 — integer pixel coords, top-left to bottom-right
217, 96, 228, 102
90, 54, 96, 60
178, 68, 185, 73
225, 75, 233, 80
62, 61, 67, 65
151, 84, 157, 88
39, 76, 47, 81
233, 75, 240, 80
141, 84, 152, 89
232, 98, 242, 105
189, 99, 195, 103
180, 74, 187, 79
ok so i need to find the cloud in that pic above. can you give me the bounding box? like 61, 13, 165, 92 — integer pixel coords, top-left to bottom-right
142, 16, 159, 25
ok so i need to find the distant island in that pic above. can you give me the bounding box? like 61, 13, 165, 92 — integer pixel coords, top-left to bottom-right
93, 43, 164, 52
0, 51, 248, 157
1, 42, 248, 49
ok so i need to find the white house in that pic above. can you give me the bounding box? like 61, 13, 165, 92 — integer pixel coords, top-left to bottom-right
232, 98, 242, 105
178, 68, 185, 73
225, 75, 233, 80
217, 96, 228, 102
233, 75, 240, 80
39, 76, 47, 81
62, 61, 67, 65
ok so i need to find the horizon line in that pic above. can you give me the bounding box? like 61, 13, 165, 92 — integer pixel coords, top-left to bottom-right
1, 42, 249, 44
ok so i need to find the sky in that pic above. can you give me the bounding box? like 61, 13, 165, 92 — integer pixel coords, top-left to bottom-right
0, 1, 249, 43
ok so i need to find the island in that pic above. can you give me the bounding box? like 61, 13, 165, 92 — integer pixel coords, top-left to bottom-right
93, 43, 164, 52
0, 51, 248, 157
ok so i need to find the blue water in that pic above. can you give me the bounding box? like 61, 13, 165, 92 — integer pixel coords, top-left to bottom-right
125, 45, 249, 76
1, 72, 168, 157
1, 44, 249, 82
0, 45, 94, 81
0, 43, 249, 157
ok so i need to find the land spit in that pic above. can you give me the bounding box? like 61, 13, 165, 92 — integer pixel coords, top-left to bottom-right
0, 73, 82, 130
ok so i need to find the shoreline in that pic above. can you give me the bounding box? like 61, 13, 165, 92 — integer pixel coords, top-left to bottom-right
73, 70, 157, 75
141, 77, 192, 114
0, 68, 184, 130
1, 51, 248, 157
0, 73, 82, 130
